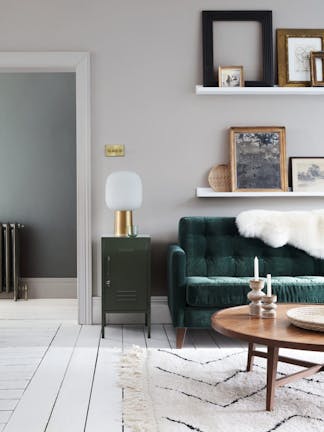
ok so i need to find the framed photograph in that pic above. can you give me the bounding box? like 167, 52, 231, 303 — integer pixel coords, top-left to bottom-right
218, 66, 244, 87
290, 157, 324, 192
202, 10, 273, 87
277, 29, 324, 86
230, 127, 287, 192
310, 51, 324, 86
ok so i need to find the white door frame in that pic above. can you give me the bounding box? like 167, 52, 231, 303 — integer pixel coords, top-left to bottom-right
0, 52, 92, 324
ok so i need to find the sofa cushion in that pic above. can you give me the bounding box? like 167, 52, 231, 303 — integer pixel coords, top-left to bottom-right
186, 276, 324, 308
179, 217, 324, 278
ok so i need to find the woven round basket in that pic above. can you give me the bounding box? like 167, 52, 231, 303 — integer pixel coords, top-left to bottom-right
286, 306, 324, 332
208, 164, 231, 192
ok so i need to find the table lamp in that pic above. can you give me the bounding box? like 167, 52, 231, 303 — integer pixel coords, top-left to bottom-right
105, 171, 143, 236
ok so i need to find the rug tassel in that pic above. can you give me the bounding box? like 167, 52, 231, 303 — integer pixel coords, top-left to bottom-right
119, 346, 158, 432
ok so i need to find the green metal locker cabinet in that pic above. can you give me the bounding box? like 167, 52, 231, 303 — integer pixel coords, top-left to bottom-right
101, 236, 151, 338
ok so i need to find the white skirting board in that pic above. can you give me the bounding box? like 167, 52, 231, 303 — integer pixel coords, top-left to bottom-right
22, 278, 77, 299
92, 296, 172, 324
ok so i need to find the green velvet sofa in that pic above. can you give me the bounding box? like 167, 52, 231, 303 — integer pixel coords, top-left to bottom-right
167, 217, 324, 348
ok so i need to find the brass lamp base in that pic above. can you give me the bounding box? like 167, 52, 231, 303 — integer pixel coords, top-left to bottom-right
114, 210, 133, 236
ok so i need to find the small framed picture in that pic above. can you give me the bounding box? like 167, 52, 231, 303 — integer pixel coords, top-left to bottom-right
310, 51, 324, 86
218, 66, 244, 87
291, 157, 324, 192
277, 29, 324, 86
230, 126, 287, 192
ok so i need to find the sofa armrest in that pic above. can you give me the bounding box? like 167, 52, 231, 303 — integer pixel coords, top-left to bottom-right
167, 244, 187, 327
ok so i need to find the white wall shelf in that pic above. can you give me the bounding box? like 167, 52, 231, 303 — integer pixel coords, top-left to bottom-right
195, 85, 324, 96
196, 188, 324, 198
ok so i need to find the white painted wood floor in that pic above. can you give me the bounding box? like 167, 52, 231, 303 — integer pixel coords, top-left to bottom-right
0, 319, 243, 432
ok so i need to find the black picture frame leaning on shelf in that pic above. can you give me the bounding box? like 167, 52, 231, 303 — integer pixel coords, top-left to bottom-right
202, 10, 274, 87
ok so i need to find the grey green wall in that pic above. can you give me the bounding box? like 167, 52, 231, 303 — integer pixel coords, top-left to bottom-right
0, 1, 323, 294
0, 73, 76, 277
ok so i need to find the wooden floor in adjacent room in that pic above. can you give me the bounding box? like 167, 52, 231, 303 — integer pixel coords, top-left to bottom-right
0, 301, 243, 432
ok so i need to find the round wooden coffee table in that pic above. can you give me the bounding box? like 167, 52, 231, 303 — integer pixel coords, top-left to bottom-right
211, 304, 324, 411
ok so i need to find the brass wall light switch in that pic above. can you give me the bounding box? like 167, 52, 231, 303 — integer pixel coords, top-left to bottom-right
105, 145, 125, 157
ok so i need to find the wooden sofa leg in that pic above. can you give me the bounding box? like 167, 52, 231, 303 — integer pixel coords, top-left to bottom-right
176, 328, 187, 349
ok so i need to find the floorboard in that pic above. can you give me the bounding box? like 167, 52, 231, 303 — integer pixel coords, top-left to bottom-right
144, 324, 171, 349
210, 329, 244, 348
163, 325, 195, 349
0, 390, 23, 400
45, 325, 101, 432
0, 381, 28, 391
4, 323, 80, 432
122, 325, 146, 350
0, 299, 77, 321
0, 401, 17, 411
85, 339, 122, 432
102, 325, 123, 349
190, 329, 218, 348
0, 414, 10, 424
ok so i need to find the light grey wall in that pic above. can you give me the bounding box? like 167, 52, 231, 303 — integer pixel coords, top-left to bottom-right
0, 1, 322, 293
0, 73, 76, 277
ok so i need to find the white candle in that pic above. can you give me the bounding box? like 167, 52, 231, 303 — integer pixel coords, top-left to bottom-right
267, 274, 272, 297
254, 257, 259, 281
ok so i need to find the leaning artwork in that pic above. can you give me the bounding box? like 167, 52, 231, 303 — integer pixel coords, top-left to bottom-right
291, 157, 324, 192
230, 127, 287, 192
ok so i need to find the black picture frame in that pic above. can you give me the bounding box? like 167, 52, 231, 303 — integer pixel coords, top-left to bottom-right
202, 10, 274, 87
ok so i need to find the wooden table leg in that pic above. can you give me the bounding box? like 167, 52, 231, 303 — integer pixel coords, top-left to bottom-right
176, 328, 187, 349
266, 346, 279, 411
246, 342, 255, 371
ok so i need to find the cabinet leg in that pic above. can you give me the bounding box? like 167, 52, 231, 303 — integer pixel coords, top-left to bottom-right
146, 310, 151, 338
102, 310, 106, 338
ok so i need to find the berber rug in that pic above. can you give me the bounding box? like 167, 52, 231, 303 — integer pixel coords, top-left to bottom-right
119, 346, 324, 432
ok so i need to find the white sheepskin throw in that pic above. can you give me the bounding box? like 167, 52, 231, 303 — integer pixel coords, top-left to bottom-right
236, 209, 324, 259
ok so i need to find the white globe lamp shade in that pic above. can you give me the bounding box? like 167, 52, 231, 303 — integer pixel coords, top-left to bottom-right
105, 171, 142, 210
105, 171, 143, 236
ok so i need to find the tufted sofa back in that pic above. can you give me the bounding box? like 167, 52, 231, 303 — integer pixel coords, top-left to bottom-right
179, 217, 324, 277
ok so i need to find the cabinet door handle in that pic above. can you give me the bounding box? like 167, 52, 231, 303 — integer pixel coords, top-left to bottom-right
107, 255, 111, 277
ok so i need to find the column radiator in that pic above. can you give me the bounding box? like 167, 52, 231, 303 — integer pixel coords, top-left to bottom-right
0, 223, 26, 300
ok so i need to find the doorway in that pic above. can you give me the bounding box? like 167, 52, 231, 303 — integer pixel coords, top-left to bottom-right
0, 52, 92, 324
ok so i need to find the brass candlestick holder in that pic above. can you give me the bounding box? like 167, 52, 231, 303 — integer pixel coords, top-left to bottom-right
247, 279, 265, 316
261, 295, 277, 318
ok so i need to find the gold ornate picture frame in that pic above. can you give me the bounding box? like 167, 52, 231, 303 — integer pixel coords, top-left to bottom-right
277, 29, 324, 87
230, 126, 287, 192
310, 51, 324, 86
